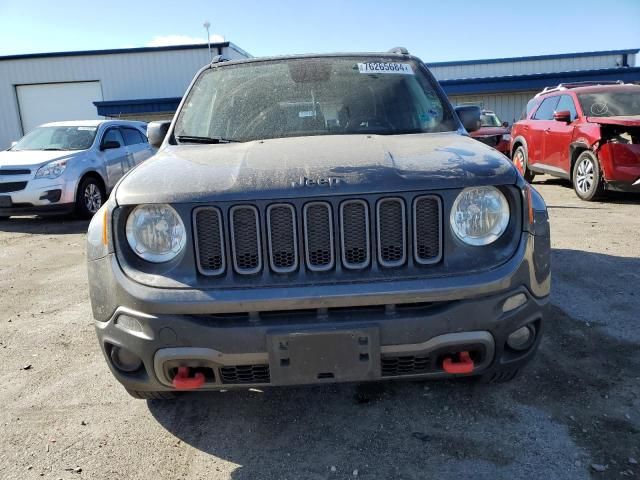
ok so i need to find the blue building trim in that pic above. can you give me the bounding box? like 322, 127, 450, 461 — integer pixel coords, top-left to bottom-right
428, 48, 639, 67
93, 97, 181, 116
440, 67, 640, 95
0, 42, 230, 62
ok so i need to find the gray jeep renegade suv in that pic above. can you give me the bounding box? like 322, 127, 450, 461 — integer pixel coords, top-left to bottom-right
87, 48, 550, 399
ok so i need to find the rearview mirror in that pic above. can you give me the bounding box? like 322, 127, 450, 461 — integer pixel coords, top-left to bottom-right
454, 105, 481, 133
553, 110, 571, 123
102, 140, 121, 150
147, 121, 171, 149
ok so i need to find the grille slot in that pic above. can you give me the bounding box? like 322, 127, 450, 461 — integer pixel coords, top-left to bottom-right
376, 198, 406, 267
193, 207, 225, 275
381, 355, 431, 377
230, 205, 262, 274
0, 181, 27, 193
220, 364, 270, 384
267, 204, 298, 273
340, 200, 370, 269
303, 202, 334, 271
413, 196, 442, 265
0, 169, 30, 175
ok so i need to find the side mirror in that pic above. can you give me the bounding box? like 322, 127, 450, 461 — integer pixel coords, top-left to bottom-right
10, 141, 17, 148
147, 121, 171, 149
553, 110, 571, 123
102, 140, 121, 150
454, 105, 481, 133
502, 121, 509, 128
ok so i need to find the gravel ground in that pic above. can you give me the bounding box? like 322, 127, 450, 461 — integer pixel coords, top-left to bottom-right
0, 176, 638, 479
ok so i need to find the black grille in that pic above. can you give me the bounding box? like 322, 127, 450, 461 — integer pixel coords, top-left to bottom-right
193, 195, 443, 276
0, 169, 30, 175
340, 200, 370, 268
377, 198, 406, 267
381, 355, 431, 377
220, 364, 270, 384
0, 182, 27, 193
267, 204, 298, 272
194, 207, 225, 275
304, 202, 334, 271
413, 196, 441, 264
230, 206, 261, 274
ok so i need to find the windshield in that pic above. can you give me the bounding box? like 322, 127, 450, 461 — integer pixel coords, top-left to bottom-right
577, 89, 640, 117
174, 57, 456, 142
480, 112, 502, 127
11, 126, 97, 151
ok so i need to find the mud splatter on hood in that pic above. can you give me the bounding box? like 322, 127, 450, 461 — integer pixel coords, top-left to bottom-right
115, 132, 517, 205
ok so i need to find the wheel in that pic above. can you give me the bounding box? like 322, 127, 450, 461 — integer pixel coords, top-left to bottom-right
475, 366, 521, 384
75, 176, 105, 219
572, 151, 605, 201
512, 146, 535, 183
126, 389, 177, 400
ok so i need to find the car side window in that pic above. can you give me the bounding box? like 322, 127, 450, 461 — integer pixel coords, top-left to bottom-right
532, 96, 560, 120
102, 128, 125, 148
121, 128, 146, 146
555, 95, 578, 121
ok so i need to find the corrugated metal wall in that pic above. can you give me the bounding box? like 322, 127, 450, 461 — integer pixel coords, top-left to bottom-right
449, 91, 539, 126
0, 45, 246, 148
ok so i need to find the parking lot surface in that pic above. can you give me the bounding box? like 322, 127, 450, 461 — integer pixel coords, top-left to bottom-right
0, 176, 638, 480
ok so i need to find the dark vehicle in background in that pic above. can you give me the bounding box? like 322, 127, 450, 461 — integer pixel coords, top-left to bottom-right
86, 48, 550, 399
467, 109, 511, 157
510, 82, 640, 200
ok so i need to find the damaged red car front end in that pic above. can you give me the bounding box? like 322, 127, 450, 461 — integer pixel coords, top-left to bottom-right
590, 118, 640, 191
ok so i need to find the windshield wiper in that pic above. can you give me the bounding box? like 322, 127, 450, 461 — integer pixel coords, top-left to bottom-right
176, 135, 241, 144
43, 148, 64, 151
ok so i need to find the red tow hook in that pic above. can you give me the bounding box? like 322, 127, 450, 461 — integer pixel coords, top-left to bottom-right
172, 366, 205, 390
442, 351, 475, 374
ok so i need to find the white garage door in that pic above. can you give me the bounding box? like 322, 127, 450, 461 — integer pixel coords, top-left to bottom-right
16, 81, 103, 134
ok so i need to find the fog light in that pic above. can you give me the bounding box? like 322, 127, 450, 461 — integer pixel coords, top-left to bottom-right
502, 293, 527, 313
506, 325, 536, 351
110, 346, 143, 373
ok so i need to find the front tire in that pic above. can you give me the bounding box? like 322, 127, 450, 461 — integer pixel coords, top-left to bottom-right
572, 151, 605, 201
512, 147, 535, 183
75, 176, 105, 219
475, 366, 521, 384
126, 389, 177, 400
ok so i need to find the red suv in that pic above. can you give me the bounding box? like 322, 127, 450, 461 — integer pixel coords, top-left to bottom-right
510, 82, 640, 200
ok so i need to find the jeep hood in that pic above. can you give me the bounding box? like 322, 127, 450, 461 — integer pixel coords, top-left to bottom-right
115, 133, 517, 205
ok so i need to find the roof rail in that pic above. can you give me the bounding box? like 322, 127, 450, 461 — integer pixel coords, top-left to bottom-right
535, 80, 625, 97
388, 47, 409, 55
210, 55, 229, 65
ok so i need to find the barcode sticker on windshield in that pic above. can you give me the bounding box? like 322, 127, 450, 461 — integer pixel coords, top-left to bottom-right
357, 62, 413, 74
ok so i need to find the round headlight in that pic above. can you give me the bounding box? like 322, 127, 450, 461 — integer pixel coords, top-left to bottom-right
125, 204, 186, 262
450, 186, 510, 246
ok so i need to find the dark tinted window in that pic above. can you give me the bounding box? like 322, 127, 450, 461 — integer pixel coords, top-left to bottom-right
556, 95, 578, 121
102, 128, 124, 147
533, 96, 560, 120
521, 98, 538, 120
577, 89, 640, 117
121, 128, 145, 145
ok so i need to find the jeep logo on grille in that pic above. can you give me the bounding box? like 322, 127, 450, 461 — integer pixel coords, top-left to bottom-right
293, 176, 342, 188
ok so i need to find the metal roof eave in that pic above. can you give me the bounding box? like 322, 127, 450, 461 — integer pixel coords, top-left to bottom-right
440, 67, 640, 95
